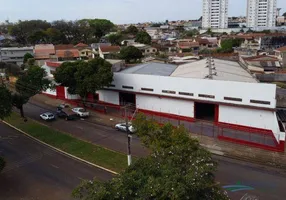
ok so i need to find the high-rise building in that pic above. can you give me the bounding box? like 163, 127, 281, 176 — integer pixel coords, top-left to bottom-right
247, 0, 277, 28
202, 0, 229, 29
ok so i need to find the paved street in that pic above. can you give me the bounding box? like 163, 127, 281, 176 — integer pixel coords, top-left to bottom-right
0, 122, 113, 200
12, 100, 286, 199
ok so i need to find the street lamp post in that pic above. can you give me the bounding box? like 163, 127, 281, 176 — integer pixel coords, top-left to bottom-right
125, 104, 132, 166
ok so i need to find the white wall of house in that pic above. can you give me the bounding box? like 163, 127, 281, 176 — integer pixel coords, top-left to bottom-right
136, 94, 195, 118
42, 88, 57, 96
41, 64, 54, 78
64, 87, 80, 100
97, 90, 120, 105
219, 105, 281, 141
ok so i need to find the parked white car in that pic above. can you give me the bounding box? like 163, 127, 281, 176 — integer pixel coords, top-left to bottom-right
72, 107, 90, 117
40, 112, 55, 121
115, 122, 136, 133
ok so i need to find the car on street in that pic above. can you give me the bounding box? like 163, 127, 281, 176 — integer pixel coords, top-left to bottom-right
72, 107, 90, 118
40, 112, 55, 121
115, 122, 136, 133
56, 108, 78, 121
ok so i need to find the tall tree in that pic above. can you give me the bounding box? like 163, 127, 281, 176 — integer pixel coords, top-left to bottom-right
73, 114, 229, 200
14, 65, 51, 118
54, 58, 113, 105
120, 46, 143, 63
135, 31, 152, 45
23, 53, 34, 64
0, 86, 12, 119
283, 12, 286, 18
107, 33, 123, 45
126, 25, 139, 35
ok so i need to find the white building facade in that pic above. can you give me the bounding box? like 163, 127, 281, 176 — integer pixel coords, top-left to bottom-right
247, 0, 277, 28
202, 0, 229, 29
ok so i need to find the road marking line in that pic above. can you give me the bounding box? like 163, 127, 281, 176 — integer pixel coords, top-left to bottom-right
50, 164, 59, 169
1, 120, 118, 175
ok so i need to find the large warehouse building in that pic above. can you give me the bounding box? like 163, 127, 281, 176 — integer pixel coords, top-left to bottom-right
42, 59, 285, 152
97, 59, 285, 151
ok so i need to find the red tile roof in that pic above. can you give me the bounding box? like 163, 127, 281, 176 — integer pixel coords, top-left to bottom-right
242, 55, 278, 62
56, 49, 80, 58
34, 44, 55, 59
55, 44, 75, 50
276, 46, 286, 52
46, 61, 62, 68
100, 45, 121, 53
178, 42, 199, 49
75, 43, 88, 48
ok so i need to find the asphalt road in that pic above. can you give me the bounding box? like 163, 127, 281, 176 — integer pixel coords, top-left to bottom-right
17, 101, 286, 199
0, 122, 113, 200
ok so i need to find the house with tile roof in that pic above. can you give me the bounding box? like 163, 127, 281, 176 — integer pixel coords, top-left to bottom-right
274, 46, 286, 67
99, 45, 121, 59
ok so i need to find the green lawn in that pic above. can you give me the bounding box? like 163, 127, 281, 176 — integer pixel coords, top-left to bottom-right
5, 113, 128, 173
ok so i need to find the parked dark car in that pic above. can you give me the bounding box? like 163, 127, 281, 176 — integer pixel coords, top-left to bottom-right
56, 107, 77, 120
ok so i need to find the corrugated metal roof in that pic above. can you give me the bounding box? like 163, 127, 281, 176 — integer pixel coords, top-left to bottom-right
120, 63, 178, 76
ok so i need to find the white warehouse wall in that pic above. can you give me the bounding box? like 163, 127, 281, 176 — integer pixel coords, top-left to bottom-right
136, 94, 194, 118
97, 90, 119, 105
219, 105, 281, 141
110, 73, 276, 109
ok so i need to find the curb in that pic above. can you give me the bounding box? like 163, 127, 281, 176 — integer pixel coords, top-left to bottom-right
1, 120, 119, 175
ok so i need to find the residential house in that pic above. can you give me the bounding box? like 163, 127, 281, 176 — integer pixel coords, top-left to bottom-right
99, 45, 121, 59
55, 45, 80, 61
75, 43, 92, 59
240, 55, 281, 74
0, 47, 33, 65
177, 41, 200, 53
34, 44, 56, 66
91, 43, 111, 58
131, 43, 157, 55
274, 46, 286, 67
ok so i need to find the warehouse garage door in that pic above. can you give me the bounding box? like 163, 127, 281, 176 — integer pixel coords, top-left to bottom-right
119, 92, 136, 106
195, 102, 218, 122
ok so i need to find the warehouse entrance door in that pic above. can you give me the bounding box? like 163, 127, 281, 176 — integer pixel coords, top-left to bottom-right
119, 92, 136, 107
195, 102, 218, 122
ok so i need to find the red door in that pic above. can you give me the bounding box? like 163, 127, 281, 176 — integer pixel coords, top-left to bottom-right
56, 86, 65, 100
214, 104, 219, 124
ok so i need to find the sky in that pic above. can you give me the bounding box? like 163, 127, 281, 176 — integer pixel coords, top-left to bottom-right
0, 0, 286, 24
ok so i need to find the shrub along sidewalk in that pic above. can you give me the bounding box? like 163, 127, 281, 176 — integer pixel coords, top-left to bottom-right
5, 113, 128, 173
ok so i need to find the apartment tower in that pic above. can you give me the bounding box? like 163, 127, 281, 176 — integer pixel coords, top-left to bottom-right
247, 0, 277, 28
202, 0, 229, 29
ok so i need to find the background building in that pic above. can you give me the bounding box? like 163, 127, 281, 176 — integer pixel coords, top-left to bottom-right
202, 0, 229, 29
247, 0, 277, 28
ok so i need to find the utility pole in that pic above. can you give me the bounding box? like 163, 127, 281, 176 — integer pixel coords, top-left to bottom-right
125, 104, 132, 166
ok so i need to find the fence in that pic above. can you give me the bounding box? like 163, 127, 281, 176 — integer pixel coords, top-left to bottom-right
76, 100, 283, 152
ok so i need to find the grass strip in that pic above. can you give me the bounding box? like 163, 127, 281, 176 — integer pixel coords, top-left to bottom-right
5, 113, 128, 172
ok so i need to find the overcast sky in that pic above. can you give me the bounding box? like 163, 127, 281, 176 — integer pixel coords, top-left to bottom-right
0, 0, 285, 24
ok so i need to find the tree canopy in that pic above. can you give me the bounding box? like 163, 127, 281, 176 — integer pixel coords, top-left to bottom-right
73, 114, 229, 200
107, 33, 123, 45
0, 86, 13, 119
283, 12, 286, 18
219, 38, 243, 53
6, 19, 115, 45
135, 31, 152, 45
126, 25, 139, 35
54, 58, 113, 101
14, 65, 51, 118
23, 53, 34, 64
120, 46, 143, 63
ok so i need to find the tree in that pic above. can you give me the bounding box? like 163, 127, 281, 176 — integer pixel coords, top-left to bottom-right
23, 53, 34, 64
54, 58, 113, 105
126, 25, 139, 35
73, 114, 229, 200
107, 33, 123, 45
0, 86, 12, 119
220, 38, 243, 53
14, 65, 51, 118
283, 12, 286, 18
119, 46, 143, 63
135, 31, 151, 45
